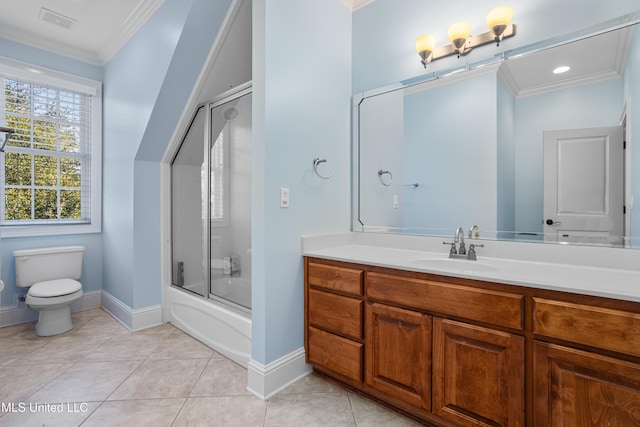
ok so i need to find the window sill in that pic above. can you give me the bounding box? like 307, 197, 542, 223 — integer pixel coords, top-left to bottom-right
1, 223, 101, 238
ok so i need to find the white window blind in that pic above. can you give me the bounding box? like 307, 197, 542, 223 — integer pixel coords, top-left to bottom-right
0, 58, 101, 235
211, 131, 224, 220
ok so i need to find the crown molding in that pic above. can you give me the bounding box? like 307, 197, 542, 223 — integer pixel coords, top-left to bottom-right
98, 0, 166, 64
340, 0, 376, 12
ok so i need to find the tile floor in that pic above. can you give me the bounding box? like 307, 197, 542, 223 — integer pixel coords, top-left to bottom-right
0, 308, 422, 426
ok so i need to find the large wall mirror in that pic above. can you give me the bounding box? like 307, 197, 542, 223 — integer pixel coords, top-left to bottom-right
354, 13, 640, 249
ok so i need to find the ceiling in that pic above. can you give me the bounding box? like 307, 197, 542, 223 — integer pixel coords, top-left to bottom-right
499, 25, 634, 97
0, 0, 165, 65
0, 0, 372, 67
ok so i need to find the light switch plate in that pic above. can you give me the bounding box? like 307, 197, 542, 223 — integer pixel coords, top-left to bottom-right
281, 188, 290, 208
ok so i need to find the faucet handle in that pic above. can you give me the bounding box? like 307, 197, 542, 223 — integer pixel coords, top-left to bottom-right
443, 241, 457, 255
467, 243, 484, 260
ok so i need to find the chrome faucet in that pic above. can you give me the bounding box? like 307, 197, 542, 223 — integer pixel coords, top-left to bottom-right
443, 226, 483, 260
454, 227, 466, 255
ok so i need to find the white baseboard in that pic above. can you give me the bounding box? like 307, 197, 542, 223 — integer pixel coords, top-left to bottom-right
72, 291, 102, 312
0, 290, 102, 327
247, 347, 312, 400
100, 291, 163, 332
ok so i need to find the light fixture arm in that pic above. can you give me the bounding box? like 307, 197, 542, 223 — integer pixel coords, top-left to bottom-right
430, 24, 516, 64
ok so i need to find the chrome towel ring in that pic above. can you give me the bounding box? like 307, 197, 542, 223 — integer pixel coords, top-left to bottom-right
313, 157, 334, 180
378, 169, 393, 186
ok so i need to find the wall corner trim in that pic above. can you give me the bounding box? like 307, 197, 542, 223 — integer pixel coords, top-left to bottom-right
246, 348, 312, 400
101, 291, 163, 332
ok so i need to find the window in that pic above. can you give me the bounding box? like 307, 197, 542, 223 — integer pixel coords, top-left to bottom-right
209, 105, 230, 227
0, 58, 101, 237
210, 130, 227, 223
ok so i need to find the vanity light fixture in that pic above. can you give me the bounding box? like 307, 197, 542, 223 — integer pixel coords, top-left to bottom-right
415, 5, 516, 68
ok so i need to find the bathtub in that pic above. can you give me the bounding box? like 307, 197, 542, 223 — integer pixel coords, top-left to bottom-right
210, 277, 251, 309
167, 282, 251, 367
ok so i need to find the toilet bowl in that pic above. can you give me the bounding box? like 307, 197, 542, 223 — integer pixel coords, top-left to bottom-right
14, 246, 85, 336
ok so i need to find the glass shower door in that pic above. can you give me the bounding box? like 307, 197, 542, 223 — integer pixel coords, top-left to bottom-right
171, 85, 252, 313
208, 91, 252, 312
170, 106, 207, 297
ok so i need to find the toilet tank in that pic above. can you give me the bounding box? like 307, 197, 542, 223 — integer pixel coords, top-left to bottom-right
14, 246, 84, 288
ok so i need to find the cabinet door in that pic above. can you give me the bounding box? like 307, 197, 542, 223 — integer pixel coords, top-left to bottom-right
534, 341, 640, 426
365, 302, 432, 411
433, 318, 524, 427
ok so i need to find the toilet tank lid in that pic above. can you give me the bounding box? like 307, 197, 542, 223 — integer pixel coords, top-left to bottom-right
13, 246, 85, 257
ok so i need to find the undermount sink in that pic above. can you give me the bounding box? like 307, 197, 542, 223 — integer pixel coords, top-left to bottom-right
411, 257, 498, 273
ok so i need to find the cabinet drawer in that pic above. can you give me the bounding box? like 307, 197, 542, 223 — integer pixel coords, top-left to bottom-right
533, 298, 640, 358
309, 288, 363, 339
308, 326, 363, 382
366, 272, 524, 330
308, 262, 363, 296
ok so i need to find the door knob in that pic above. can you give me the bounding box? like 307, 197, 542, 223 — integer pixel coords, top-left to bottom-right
545, 219, 562, 225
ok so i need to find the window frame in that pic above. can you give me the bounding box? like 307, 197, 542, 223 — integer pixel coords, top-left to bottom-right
0, 57, 102, 237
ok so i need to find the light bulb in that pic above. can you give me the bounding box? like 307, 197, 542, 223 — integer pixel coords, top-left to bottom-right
415, 34, 436, 53
487, 6, 513, 42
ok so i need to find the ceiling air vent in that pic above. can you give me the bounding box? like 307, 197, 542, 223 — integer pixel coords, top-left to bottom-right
39, 8, 77, 30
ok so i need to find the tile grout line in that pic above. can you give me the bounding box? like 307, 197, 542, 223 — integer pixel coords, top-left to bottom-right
168, 343, 217, 426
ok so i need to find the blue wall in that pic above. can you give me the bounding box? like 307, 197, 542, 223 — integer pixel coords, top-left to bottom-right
497, 76, 516, 234
102, 0, 233, 309
252, 0, 352, 364
402, 73, 498, 234
101, 0, 195, 308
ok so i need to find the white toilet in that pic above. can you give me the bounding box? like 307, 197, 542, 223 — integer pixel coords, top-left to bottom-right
14, 246, 85, 336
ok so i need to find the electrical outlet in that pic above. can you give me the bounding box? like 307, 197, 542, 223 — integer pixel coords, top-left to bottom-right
393, 195, 399, 209
280, 187, 290, 208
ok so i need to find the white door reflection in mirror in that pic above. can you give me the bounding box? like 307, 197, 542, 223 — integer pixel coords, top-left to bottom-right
543, 126, 624, 246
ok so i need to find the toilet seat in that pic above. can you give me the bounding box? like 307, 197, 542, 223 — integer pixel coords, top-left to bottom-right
28, 279, 82, 298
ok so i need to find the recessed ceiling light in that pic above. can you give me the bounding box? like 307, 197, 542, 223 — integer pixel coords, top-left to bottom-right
553, 65, 571, 74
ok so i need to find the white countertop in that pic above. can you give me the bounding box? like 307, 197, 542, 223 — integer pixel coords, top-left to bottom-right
302, 233, 640, 303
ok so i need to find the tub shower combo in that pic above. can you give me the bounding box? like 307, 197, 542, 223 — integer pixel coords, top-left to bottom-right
169, 84, 252, 366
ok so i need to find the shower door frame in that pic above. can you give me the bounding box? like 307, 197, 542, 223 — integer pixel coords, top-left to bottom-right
205, 84, 252, 314
170, 82, 252, 314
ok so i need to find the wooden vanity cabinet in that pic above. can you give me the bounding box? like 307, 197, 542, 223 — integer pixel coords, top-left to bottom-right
304, 256, 640, 427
